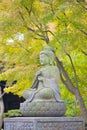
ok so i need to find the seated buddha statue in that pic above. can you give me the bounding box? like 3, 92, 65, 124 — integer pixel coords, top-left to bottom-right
22, 46, 63, 103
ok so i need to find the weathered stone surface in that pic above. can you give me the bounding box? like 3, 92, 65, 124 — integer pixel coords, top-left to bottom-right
4, 117, 85, 130
20, 100, 66, 117
21, 46, 66, 117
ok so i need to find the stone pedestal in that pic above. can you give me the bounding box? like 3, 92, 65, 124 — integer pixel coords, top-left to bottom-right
20, 101, 66, 117
4, 117, 85, 130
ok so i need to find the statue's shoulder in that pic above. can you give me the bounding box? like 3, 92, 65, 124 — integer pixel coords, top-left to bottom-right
49, 65, 59, 71
51, 66, 59, 73
52, 66, 59, 70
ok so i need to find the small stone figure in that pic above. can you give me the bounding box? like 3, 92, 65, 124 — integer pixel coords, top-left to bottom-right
20, 46, 66, 117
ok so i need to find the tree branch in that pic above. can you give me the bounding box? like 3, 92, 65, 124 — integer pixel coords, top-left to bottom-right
76, 0, 87, 11
55, 56, 76, 95
23, 3, 33, 16
78, 28, 87, 36
16, 42, 30, 54
50, 1, 55, 15
66, 53, 79, 88
81, 50, 87, 56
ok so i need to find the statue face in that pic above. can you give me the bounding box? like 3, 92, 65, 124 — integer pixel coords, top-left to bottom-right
40, 54, 50, 65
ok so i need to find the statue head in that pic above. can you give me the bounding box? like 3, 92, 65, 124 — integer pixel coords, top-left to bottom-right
40, 46, 55, 65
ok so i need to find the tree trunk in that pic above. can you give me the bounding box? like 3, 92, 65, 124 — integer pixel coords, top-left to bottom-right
0, 89, 4, 129
75, 88, 87, 121
55, 56, 87, 123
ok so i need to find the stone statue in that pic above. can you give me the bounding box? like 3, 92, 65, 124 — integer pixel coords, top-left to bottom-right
23, 46, 63, 103
20, 46, 66, 117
